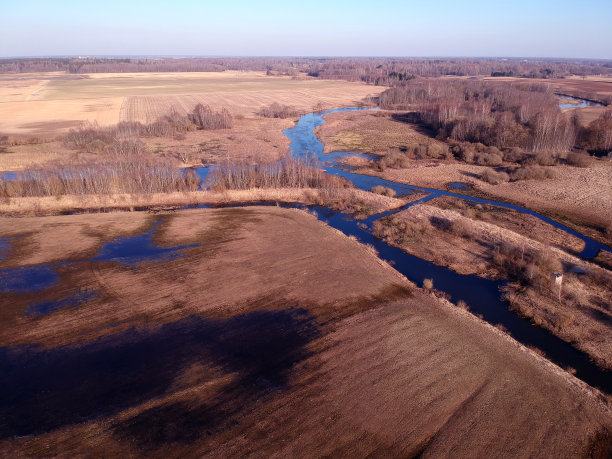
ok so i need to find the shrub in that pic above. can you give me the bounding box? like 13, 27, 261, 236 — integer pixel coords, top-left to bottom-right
108, 138, 146, 157
378, 150, 411, 169
566, 152, 592, 167
475, 151, 503, 167
480, 168, 509, 185
503, 147, 527, 163
533, 152, 557, 166
509, 165, 555, 181
63, 122, 115, 152
534, 249, 563, 275
257, 103, 299, 119
371, 185, 396, 197
190, 104, 233, 130
452, 219, 474, 238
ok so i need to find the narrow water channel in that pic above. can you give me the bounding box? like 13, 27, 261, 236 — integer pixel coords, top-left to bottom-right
281, 108, 612, 394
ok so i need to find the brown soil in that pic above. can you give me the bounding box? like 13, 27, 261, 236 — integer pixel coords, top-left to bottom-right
0, 207, 610, 457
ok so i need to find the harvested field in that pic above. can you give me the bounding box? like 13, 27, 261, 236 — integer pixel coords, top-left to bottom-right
0, 207, 610, 456
0, 71, 380, 136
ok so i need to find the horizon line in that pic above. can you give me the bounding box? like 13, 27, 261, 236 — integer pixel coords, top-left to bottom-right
1, 55, 611, 62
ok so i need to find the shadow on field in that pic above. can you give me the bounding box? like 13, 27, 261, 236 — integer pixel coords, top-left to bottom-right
390, 112, 437, 137
0, 308, 319, 440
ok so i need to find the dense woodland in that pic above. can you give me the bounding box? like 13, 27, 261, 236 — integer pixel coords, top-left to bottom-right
378, 80, 612, 156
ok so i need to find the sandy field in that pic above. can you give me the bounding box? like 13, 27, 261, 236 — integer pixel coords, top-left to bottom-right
0, 207, 610, 456
0, 71, 380, 136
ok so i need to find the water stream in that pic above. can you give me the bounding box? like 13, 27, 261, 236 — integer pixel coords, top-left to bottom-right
280, 107, 612, 393
1, 102, 610, 393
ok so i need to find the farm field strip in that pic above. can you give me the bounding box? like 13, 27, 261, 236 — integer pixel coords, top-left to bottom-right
0, 72, 380, 134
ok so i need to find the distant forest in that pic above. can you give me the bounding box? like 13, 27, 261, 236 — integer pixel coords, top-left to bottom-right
1, 57, 611, 83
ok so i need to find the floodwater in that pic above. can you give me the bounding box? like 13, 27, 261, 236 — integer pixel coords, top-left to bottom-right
26, 289, 98, 316
0, 217, 200, 295
90, 218, 200, 267
0, 265, 59, 293
557, 94, 604, 109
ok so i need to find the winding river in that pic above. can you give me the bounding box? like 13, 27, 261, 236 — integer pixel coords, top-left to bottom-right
280, 107, 612, 393
1, 102, 610, 394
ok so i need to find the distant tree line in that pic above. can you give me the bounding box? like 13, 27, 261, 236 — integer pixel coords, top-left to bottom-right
304, 58, 612, 84
0, 57, 312, 75
1, 57, 610, 83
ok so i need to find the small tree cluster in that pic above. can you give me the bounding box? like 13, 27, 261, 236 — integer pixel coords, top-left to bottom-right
0, 160, 199, 198
208, 154, 324, 190
257, 103, 299, 119
190, 104, 233, 130
379, 80, 577, 154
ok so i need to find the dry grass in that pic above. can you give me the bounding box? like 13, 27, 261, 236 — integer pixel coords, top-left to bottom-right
0, 207, 610, 456
144, 116, 296, 167
0, 71, 380, 136
0, 186, 404, 217
315, 110, 446, 155
357, 159, 612, 245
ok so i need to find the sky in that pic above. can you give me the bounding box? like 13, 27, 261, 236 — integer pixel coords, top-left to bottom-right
1, 0, 611, 59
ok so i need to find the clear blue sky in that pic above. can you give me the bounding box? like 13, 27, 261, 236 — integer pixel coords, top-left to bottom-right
1, 0, 610, 58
